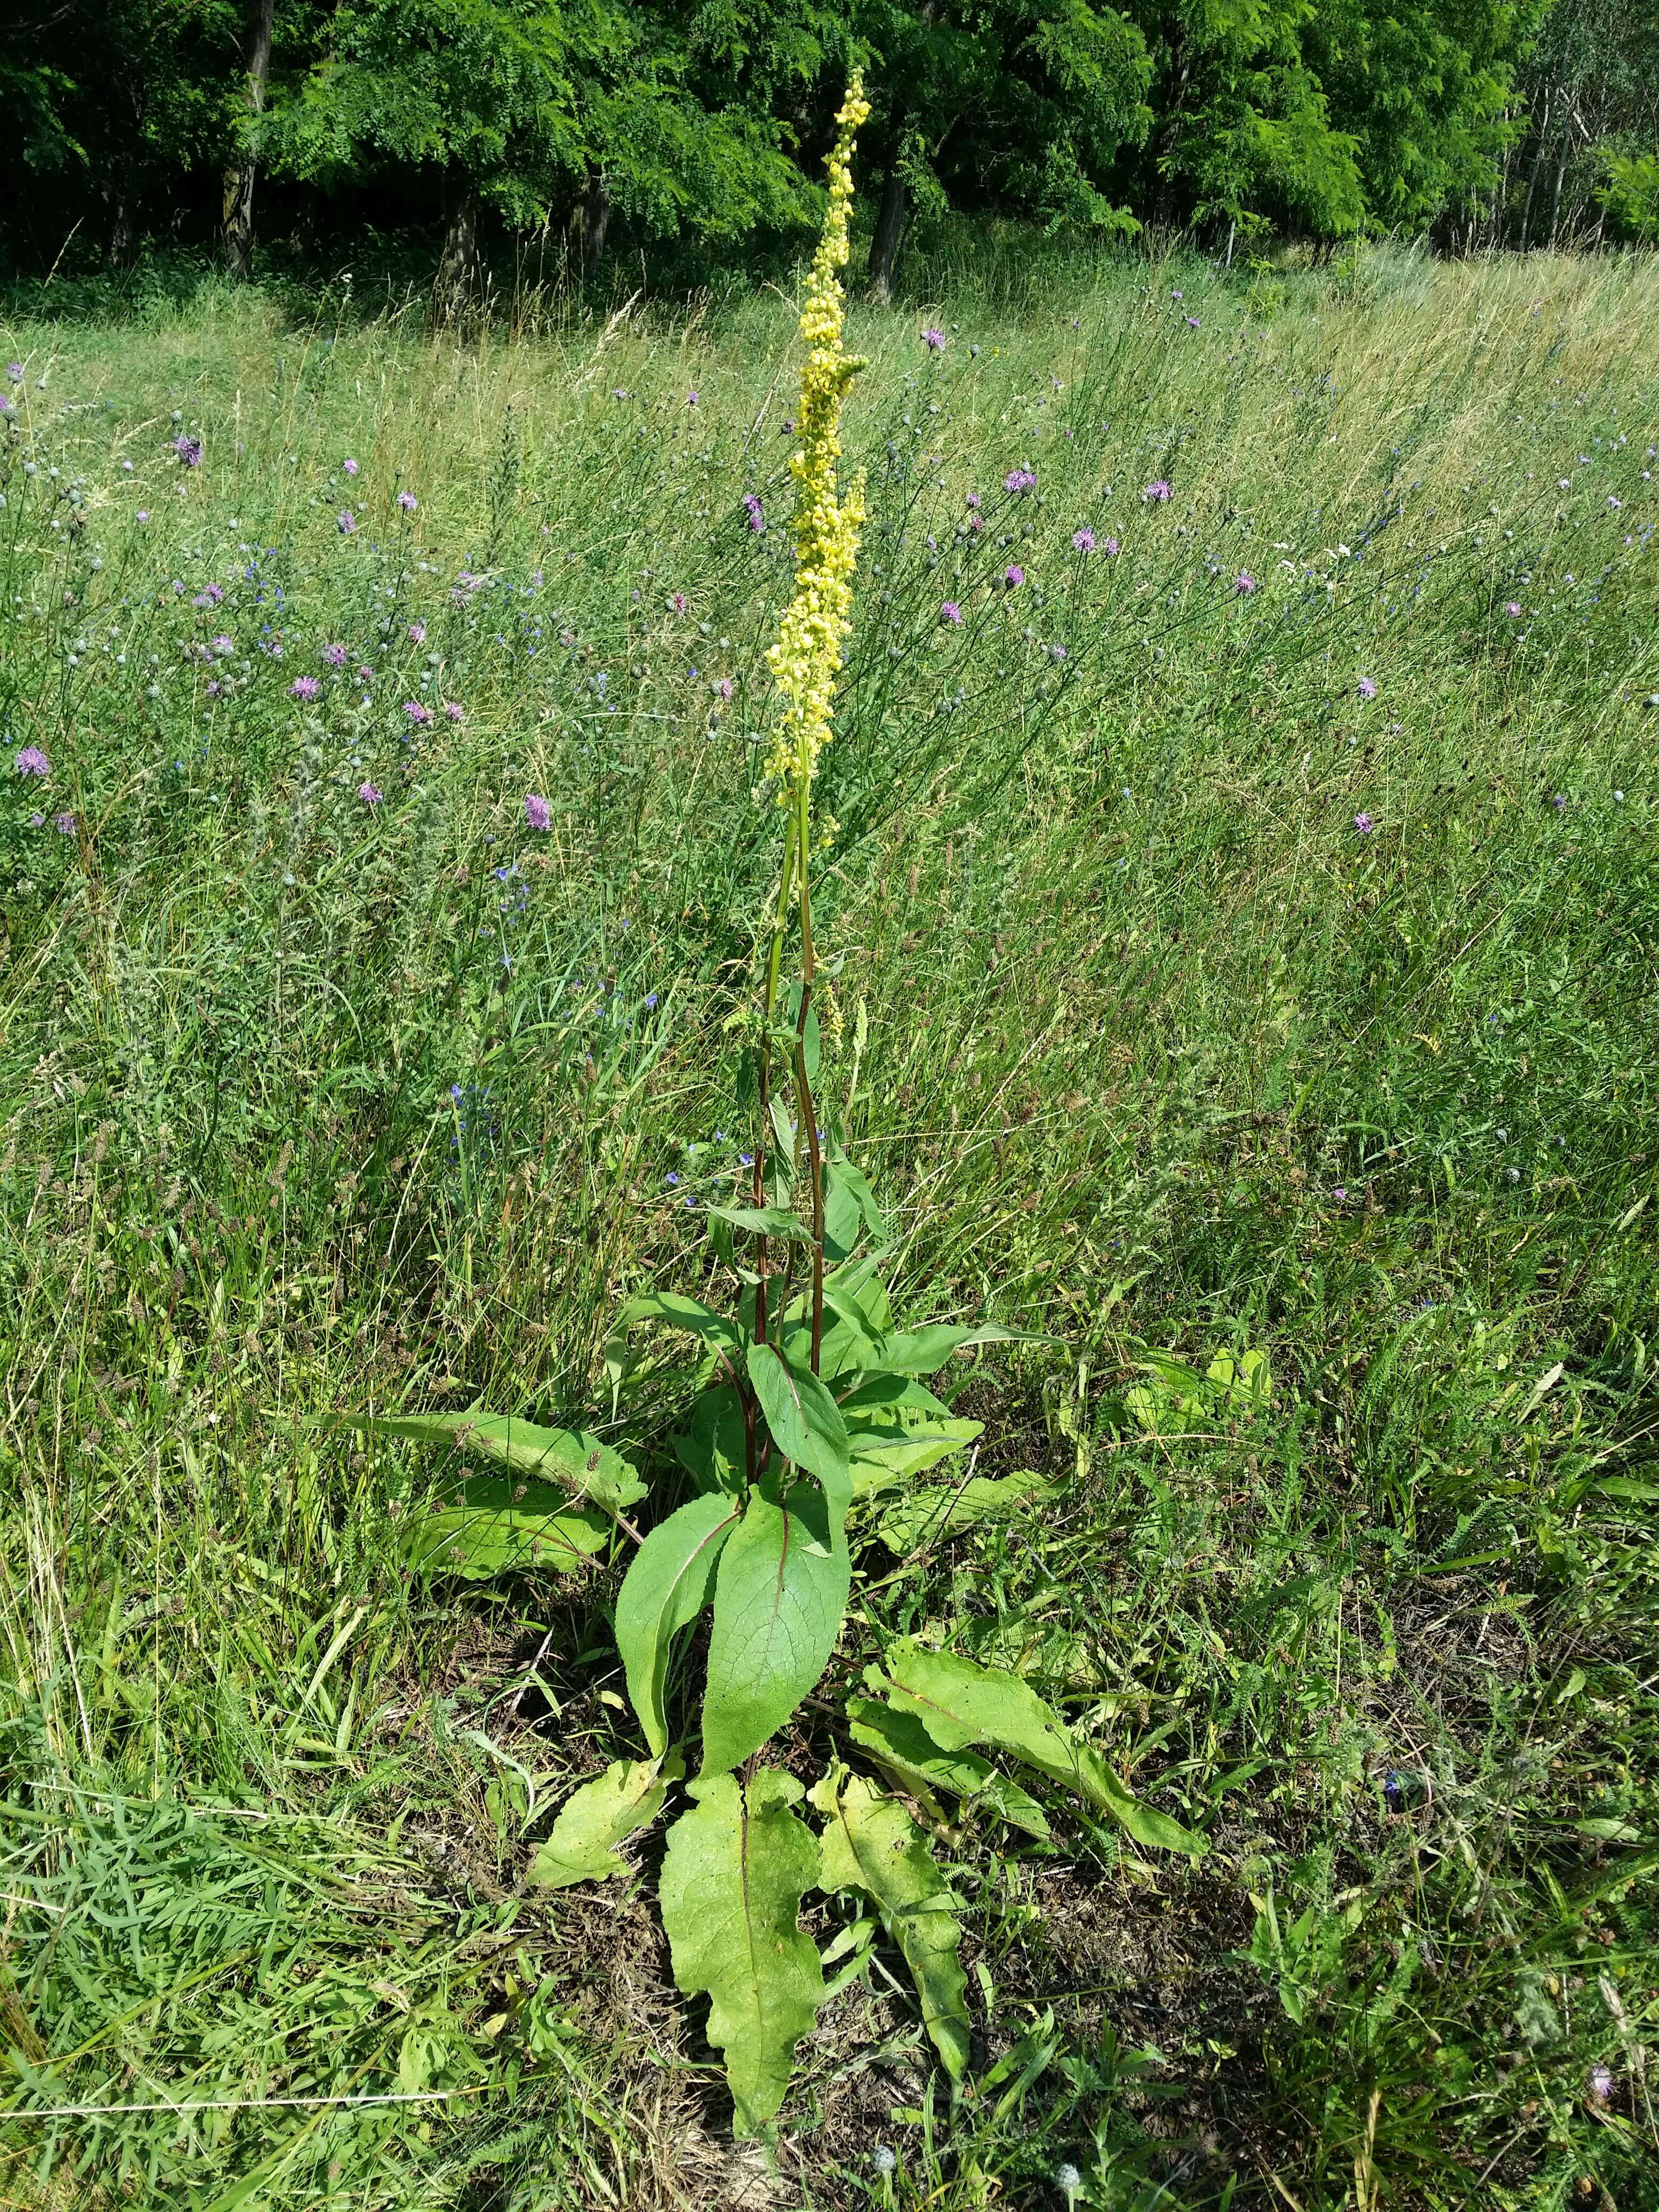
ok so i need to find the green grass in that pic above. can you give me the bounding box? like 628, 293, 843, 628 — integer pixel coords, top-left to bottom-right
1, 240, 1656, 2209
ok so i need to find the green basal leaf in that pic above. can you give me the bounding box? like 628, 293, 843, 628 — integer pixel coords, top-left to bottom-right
706, 1202, 814, 1245
701, 1492, 850, 1776
405, 1477, 612, 1580
746, 1340, 851, 1520
826, 1254, 893, 1334
532, 1753, 683, 1889
614, 1493, 742, 1758
672, 1385, 748, 1496
659, 1769, 825, 2137
328, 1409, 646, 1516
845, 1697, 1051, 1839
878, 1641, 1206, 1856
877, 1470, 1058, 1556
812, 1767, 970, 2081
614, 1289, 747, 1362
839, 1374, 983, 1494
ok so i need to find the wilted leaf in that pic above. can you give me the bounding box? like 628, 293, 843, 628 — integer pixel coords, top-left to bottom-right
659, 1769, 824, 2135
532, 1754, 683, 1888
405, 1477, 611, 1580
330, 1409, 646, 1516
812, 1768, 969, 2079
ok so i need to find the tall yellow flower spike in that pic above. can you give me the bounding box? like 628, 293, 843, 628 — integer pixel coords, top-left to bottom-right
764, 74, 871, 812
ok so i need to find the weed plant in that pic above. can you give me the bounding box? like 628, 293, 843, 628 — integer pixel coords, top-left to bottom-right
0, 236, 1656, 2208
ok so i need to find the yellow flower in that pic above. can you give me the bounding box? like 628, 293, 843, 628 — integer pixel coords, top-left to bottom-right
764, 75, 870, 808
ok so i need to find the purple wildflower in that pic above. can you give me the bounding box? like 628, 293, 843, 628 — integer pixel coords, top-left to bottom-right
323, 642, 347, 666
338, 510, 357, 535
5, 363, 21, 380
1103, 536, 1120, 555
669, 591, 687, 615
1171, 289, 1183, 300
966, 491, 981, 509
743, 492, 765, 532
1142, 479, 1171, 503
342, 458, 358, 476
290, 675, 320, 701
1333, 1184, 1349, 1202
1072, 526, 1095, 552
1588, 2065, 1615, 2104
1551, 791, 1567, 811
398, 490, 418, 512
408, 622, 426, 645
171, 435, 203, 467
686, 390, 699, 407
212, 634, 234, 656
940, 601, 962, 626
1004, 468, 1037, 494
1004, 564, 1024, 588
192, 584, 223, 608
712, 676, 733, 701
1186, 316, 1200, 327
54, 812, 76, 835
402, 699, 432, 725
444, 701, 464, 722
1505, 601, 1522, 617
136, 510, 150, 524
645, 991, 659, 1010
920, 327, 946, 352
358, 782, 383, 806
525, 793, 552, 831
1235, 571, 1256, 594
1358, 676, 1377, 699
14, 747, 50, 778
1354, 811, 1376, 835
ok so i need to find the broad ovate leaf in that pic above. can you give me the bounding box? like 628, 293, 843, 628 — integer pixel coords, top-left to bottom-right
333, 1409, 646, 1516
614, 1290, 746, 1364
880, 1641, 1205, 1856
614, 1493, 740, 1758
532, 1753, 683, 1889
845, 1697, 1050, 1839
405, 1477, 611, 1580
878, 1322, 1047, 1376
840, 1374, 982, 1497
706, 1203, 814, 1245
746, 1340, 851, 1528
812, 1768, 970, 2080
701, 1492, 850, 1776
672, 1386, 748, 1496
659, 1769, 824, 2136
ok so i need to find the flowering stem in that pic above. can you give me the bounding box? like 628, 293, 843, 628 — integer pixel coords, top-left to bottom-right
753, 814, 798, 1349
793, 761, 825, 1372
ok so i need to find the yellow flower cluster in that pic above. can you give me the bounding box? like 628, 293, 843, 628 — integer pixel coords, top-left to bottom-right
763, 74, 870, 810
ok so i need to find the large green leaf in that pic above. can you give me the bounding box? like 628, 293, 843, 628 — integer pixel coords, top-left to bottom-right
532, 1754, 682, 1889
672, 1385, 747, 1496
331, 1409, 646, 1516
746, 1340, 850, 1521
706, 1203, 814, 1245
658, 1769, 824, 2136
614, 1493, 741, 1758
404, 1477, 612, 1580
614, 1290, 747, 1364
878, 1322, 1043, 1376
877, 1470, 1058, 1555
840, 1377, 983, 1498
845, 1697, 1050, 1839
702, 1493, 850, 1776
812, 1768, 969, 2081
879, 1641, 1205, 1856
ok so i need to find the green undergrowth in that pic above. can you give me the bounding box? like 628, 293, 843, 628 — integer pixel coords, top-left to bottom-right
1, 245, 1656, 2207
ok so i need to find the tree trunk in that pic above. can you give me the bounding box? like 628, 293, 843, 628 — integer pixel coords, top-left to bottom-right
868, 154, 909, 304
222, 0, 274, 279
434, 182, 480, 323
569, 171, 610, 271
1548, 147, 1567, 246
1519, 89, 1551, 251
106, 188, 136, 272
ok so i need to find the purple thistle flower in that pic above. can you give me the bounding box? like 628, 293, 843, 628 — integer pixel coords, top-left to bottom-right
1588, 2064, 1615, 2104
398, 490, 418, 512
136, 510, 150, 524
212, 634, 234, 656
1171, 289, 1183, 300
14, 746, 50, 778
444, 701, 464, 722
357, 782, 383, 806
171, 434, 203, 466
920, 327, 946, 351
1235, 571, 1256, 594
1333, 1185, 1349, 1202
1072, 526, 1095, 552
342, 458, 358, 476
290, 675, 321, 701
524, 792, 552, 831
1004, 468, 1037, 494
1103, 536, 1120, 555
1354, 811, 1376, 835
1186, 316, 1200, 328
338, 510, 357, 535
54, 811, 76, 835
6, 363, 21, 380
686, 390, 699, 407
940, 601, 962, 626
966, 491, 981, 509
1550, 791, 1567, 811
669, 591, 687, 615
712, 676, 733, 700
402, 699, 432, 725
1505, 601, 1522, 617
1357, 676, 1377, 699
743, 492, 765, 532
1142, 479, 1171, 503
323, 642, 347, 666
358, 664, 374, 682
1003, 564, 1024, 588
192, 583, 223, 608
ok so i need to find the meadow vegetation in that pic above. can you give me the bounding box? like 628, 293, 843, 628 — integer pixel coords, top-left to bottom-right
1, 235, 1657, 2208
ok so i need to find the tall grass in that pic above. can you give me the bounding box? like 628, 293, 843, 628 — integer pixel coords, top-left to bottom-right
1, 245, 1655, 2208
